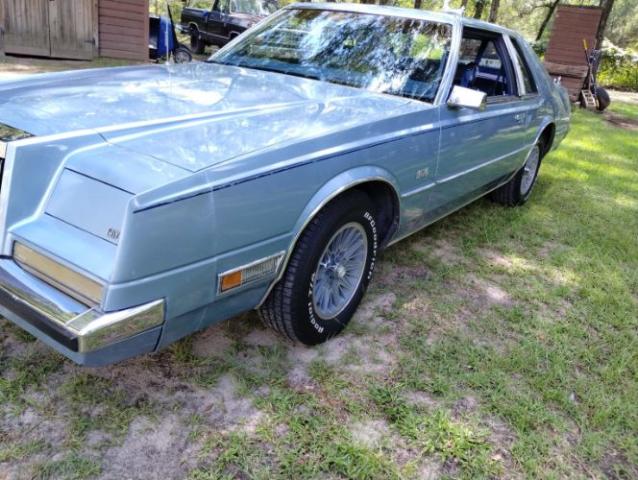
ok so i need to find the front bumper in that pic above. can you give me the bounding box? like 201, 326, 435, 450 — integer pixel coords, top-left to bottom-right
0, 260, 164, 364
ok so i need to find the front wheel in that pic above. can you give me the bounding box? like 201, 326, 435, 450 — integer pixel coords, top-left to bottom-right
489, 142, 543, 206
259, 191, 378, 345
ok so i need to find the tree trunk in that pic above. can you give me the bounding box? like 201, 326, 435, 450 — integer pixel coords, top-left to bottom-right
473, 0, 486, 19
414, 0, 422, 9
488, 0, 500, 23
535, 0, 561, 42
595, 0, 615, 48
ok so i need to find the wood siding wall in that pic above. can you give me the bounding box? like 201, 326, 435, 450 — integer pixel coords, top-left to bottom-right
544, 5, 602, 101
545, 6, 602, 66
1, 0, 97, 59
98, 0, 149, 60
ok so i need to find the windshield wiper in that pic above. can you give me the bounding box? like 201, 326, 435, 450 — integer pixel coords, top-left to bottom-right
208, 60, 323, 82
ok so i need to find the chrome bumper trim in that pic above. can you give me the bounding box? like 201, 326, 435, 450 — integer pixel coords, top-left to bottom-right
0, 262, 164, 352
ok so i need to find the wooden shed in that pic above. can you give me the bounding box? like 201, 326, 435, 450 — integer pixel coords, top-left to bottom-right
0, 0, 149, 61
544, 5, 603, 101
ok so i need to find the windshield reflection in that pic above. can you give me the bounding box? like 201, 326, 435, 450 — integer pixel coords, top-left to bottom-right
231, 0, 277, 16
210, 8, 452, 102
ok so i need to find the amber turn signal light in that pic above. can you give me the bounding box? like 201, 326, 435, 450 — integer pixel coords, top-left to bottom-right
220, 270, 242, 292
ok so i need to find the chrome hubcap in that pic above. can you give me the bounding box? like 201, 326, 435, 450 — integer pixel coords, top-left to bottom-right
312, 222, 368, 320
520, 146, 540, 195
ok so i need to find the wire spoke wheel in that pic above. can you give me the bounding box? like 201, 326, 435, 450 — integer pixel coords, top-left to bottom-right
312, 222, 368, 320
520, 146, 540, 196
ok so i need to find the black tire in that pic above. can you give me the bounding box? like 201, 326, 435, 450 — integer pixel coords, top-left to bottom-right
258, 191, 378, 345
190, 30, 206, 54
595, 86, 611, 112
489, 141, 544, 206
174, 45, 192, 64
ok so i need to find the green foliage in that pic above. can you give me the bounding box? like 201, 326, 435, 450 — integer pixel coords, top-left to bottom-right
598, 49, 638, 92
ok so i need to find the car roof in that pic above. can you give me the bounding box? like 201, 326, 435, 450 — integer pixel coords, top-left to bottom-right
287, 2, 518, 37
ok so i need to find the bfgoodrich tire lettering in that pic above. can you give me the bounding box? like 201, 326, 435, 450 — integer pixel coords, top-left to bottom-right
259, 191, 378, 345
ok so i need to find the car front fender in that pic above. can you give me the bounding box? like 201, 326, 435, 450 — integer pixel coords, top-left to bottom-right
257, 165, 400, 307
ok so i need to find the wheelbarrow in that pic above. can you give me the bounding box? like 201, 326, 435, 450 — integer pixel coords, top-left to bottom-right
149, 5, 192, 63
580, 39, 610, 111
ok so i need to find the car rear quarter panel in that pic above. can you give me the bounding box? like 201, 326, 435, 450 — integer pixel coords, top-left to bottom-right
515, 33, 571, 146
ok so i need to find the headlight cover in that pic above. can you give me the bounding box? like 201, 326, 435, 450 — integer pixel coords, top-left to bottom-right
13, 242, 103, 307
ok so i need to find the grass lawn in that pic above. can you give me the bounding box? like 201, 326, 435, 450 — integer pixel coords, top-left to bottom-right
1, 105, 637, 479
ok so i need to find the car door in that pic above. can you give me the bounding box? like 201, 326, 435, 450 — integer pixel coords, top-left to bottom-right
208, 0, 230, 41
505, 35, 545, 152
429, 28, 532, 216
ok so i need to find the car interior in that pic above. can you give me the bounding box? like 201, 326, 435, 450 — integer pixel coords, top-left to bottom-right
453, 28, 517, 99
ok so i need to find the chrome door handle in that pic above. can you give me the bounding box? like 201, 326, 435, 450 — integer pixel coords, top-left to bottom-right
514, 113, 525, 124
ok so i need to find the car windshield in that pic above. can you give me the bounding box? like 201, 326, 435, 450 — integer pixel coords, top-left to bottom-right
231, 0, 277, 16
209, 8, 452, 103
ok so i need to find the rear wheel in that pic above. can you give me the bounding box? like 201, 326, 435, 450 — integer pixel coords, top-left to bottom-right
489, 142, 543, 206
174, 45, 192, 64
190, 29, 206, 54
259, 191, 378, 345
596, 86, 611, 111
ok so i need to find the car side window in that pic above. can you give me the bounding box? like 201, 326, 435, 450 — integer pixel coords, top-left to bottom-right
454, 29, 517, 100
510, 38, 538, 95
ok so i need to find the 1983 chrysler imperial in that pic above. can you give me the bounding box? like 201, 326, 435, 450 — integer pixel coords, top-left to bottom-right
0, 4, 570, 365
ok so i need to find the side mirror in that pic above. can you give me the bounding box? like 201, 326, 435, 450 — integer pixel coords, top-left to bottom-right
447, 85, 487, 111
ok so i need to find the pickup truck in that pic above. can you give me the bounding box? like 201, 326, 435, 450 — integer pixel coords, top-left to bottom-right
181, 0, 277, 53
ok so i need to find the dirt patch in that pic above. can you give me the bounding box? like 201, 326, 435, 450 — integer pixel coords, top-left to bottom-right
0, 408, 69, 479
479, 248, 536, 271
351, 292, 397, 330
96, 414, 198, 480
413, 238, 464, 266
598, 450, 638, 480
285, 292, 401, 387
286, 344, 320, 389
191, 324, 234, 358
452, 395, 480, 416
289, 332, 397, 382
485, 416, 519, 478
402, 390, 439, 410
204, 374, 265, 432
242, 328, 281, 347
603, 112, 638, 131
609, 89, 638, 105
464, 274, 513, 308
349, 419, 391, 448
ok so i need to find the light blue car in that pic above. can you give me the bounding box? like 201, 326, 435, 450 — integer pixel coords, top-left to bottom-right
0, 4, 570, 365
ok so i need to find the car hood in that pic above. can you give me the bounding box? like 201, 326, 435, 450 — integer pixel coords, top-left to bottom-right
0, 63, 422, 173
